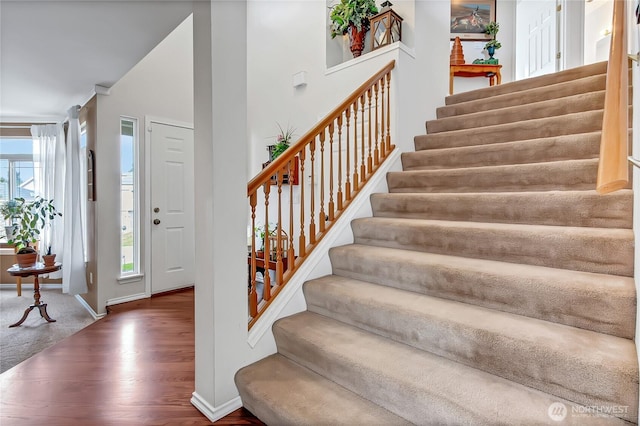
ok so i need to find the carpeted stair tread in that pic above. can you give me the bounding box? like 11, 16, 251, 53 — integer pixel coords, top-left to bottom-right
370, 190, 633, 228
446, 61, 608, 105
351, 217, 634, 276
427, 90, 609, 134
402, 132, 602, 170
387, 158, 601, 193
437, 73, 607, 118
303, 275, 639, 415
414, 109, 628, 150
328, 244, 636, 338
274, 311, 632, 425
234, 353, 412, 426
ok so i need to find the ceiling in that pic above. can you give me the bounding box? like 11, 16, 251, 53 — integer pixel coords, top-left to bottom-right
0, 0, 193, 122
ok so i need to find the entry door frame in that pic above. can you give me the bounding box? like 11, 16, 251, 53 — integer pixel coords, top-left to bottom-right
143, 116, 194, 297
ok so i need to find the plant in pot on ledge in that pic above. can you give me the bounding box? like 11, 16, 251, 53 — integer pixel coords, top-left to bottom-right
1, 199, 21, 241
330, 0, 378, 58
8, 197, 62, 268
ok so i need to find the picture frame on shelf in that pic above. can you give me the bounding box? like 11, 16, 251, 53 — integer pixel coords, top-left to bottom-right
450, 0, 495, 41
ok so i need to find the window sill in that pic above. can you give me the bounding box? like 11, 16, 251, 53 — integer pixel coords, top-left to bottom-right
117, 273, 144, 285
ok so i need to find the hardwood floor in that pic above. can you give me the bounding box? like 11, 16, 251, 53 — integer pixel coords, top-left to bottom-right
0, 288, 264, 425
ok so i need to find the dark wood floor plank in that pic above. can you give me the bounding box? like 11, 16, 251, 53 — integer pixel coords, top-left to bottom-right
0, 288, 263, 425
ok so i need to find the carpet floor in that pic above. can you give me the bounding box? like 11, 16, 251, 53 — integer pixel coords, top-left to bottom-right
0, 287, 96, 373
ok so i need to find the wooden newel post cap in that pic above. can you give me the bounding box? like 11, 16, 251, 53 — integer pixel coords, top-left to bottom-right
450, 36, 465, 65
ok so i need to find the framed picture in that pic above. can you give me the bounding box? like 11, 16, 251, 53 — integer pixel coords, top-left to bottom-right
450, 0, 495, 41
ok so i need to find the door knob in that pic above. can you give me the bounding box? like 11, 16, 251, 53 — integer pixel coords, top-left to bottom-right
154, 207, 160, 213
153, 219, 161, 225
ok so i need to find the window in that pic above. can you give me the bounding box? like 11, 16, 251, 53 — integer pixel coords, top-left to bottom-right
0, 138, 38, 203
80, 123, 88, 262
120, 118, 139, 275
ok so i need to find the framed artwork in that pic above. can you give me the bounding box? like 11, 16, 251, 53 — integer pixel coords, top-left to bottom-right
450, 0, 495, 41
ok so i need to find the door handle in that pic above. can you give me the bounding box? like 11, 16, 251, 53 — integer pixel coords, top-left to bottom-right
153, 219, 161, 225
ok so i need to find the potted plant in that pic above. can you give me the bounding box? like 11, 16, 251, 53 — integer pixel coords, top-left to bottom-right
254, 223, 276, 258
265, 123, 299, 185
269, 123, 296, 161
484, 21, 501, 61
1, 199, 21, 241
42, 245, 56, 267
330, 0, 378, 58
8, 197, 62, 268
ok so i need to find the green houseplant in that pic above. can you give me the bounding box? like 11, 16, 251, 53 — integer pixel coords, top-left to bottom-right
1, 199, 21, 240
8, 196, 62, 267
270, 123, 296, 160
330, 0, 378, 58
484, 21, 501, 60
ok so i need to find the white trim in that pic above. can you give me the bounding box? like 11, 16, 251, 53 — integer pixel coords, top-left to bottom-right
75, 294, 106, 320
106, 292, 147, 307
247, 148, 402, 347
143, 116, 194, 298
325, 42, 414, 76
120, 116, 141, 279
190, 393, 242, 423
117, 273, 144, 284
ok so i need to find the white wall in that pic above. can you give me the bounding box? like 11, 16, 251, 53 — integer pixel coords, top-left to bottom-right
94, 15, 194, 314
191, 0, 450, 421
584, 0, 613, 65
451, 0, 516, 94
247, 0, 445, 179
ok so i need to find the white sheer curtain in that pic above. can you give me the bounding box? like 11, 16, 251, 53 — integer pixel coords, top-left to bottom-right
31, 124, 65, 279
62, 106, 88, 295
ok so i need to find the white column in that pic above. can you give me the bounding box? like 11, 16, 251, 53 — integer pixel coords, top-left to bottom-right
191, 0, 248, 421
562, 0, 585, 70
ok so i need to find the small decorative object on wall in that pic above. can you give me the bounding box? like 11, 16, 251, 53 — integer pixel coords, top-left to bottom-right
483, 21, 501, 63
330, 0, 379, 58
370, 1, 403, 51
450, 0, 495, 41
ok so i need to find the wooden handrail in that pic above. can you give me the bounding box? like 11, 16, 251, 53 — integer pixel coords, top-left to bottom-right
596, 0, 628, 194
247, 60, 396, 329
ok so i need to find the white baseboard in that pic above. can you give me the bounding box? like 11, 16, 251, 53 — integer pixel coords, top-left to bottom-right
75, 294, 106, 320
106, 292, 148, 307
191, 392, 242, 422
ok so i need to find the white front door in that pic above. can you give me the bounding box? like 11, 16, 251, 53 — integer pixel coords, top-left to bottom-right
150, 121, 195, 294
516, 0, 558, 79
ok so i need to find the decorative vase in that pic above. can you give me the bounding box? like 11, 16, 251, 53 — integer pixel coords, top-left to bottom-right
487, 45, 496, 59
348, 24, 367, 58
43, 253, 56, 267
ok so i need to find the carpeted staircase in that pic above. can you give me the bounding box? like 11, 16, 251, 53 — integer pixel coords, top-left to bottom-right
235, 61, 638, 425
